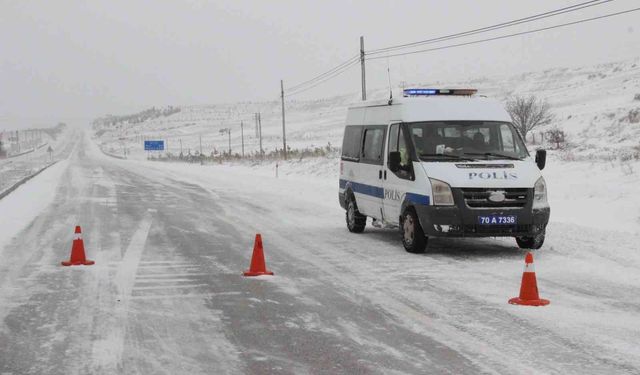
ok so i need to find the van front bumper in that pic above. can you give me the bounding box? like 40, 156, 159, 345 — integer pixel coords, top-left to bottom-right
414, 205, 550, 238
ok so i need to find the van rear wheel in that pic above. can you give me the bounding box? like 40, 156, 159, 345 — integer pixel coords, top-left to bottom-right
346, 196, 366, 233
401, 208, 427, 253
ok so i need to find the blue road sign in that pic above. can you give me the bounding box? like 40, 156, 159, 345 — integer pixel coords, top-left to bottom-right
144, 140, 164, 151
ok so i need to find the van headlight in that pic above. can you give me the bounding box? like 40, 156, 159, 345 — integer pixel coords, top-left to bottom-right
429, 178, 454, 206
533, 177, 548, 209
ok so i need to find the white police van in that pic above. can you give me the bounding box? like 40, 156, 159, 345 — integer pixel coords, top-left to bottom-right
338, 88, 550, 253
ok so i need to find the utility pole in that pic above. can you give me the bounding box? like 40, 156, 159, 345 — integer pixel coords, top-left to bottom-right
199, 134, 203, 165
255, 113, 259, 138
240, 121, 244, 158
280, 80, 287, 160
258, 112, 263, 157
180, 138, 183, 155
360, 36, 367, 101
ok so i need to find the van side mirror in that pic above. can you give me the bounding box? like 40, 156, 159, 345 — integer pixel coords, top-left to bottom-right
535, 149, 547, 170
389, 151, 401, 172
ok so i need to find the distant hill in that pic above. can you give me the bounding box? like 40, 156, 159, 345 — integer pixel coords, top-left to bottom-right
94, 57, 640, 161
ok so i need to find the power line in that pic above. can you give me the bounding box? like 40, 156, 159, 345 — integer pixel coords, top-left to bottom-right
287, 54, 360, 92
281, 1, 632, 99
285, 59, 360, 97
367, 7, 640, 61
367, 0, 614, 56
285, 60, 359, 97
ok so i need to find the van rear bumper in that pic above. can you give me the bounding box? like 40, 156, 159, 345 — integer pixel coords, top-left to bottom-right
414, 205, 550, 238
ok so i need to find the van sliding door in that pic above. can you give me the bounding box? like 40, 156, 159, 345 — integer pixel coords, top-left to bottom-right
353, 125, 386, 219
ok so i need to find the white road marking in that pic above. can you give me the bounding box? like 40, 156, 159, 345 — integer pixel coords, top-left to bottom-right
131, 265, 200, 270
133, 278, 205, 283
130, 291, 241, 301
135, 272, 210, 278
90, 213, 153, 372
132, 284, 208, 291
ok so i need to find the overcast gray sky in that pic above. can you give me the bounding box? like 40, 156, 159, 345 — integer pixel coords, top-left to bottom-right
1, 0, 638, 129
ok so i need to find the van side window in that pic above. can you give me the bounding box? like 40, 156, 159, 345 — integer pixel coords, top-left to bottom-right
398, 126, 411, 170
341, 126, 363, 161
388, 124, 399, 154
387, 124, 412, 180
361, 127, 385, 164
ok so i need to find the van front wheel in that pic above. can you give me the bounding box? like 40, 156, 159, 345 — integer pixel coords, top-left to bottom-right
516, 231, 545, 250
401, 208, 427, 253
346, 197, 366, 233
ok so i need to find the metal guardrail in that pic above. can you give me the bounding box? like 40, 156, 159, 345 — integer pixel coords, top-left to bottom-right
2, 143, 48, 159
0, 161, 59, 201
5, 148, 35, 159
100, 148, 127, 160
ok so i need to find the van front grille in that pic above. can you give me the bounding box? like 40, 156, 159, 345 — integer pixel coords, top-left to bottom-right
461, 188, 529, 208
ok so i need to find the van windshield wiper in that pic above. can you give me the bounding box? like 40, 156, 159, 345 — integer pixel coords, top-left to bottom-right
463, 152, 523, 160
419, 153, 478, 161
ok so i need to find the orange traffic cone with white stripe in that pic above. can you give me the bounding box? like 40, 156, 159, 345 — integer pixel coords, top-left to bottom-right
61, 226, 95, 266
243, 234, 274, 277
509, 252, 549, 306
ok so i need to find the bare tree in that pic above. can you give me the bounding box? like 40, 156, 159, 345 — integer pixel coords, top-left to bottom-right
506, 95, 555, 140
545, 127, 566, 149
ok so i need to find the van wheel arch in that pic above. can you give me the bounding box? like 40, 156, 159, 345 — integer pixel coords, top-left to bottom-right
400, 200, 428, 230
344, 187, 356, 206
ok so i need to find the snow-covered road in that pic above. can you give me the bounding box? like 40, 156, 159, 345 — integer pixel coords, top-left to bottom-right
1, 132, 639, 374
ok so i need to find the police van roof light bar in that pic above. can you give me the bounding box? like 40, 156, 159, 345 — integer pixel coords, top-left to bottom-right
403, 88, 477, 97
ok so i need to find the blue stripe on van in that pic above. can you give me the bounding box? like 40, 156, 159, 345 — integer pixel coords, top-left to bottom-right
339, 179, 384, 198
406, 192, 430, 205
340, 179, 430, 205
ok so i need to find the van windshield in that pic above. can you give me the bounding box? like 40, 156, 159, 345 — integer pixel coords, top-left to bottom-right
407, 121, 529, 161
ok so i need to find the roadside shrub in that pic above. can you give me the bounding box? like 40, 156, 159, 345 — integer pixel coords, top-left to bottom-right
633, 144, 640, 160
545, 127, 566, 149
149, 142, 342, 165
625, 108, 640, 124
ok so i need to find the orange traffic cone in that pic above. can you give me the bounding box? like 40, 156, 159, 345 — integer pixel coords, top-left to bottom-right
243, 234, 274, 277
61, 226, 95, 266
509, 252, 549, 306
